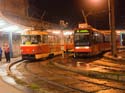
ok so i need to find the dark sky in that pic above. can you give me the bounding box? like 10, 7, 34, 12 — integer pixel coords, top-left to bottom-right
28, 0, 125, 29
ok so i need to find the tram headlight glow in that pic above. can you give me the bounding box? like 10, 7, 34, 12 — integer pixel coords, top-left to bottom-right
52, 31, 60, 34
84, 46, 90, 49
75, 46, 90, 49
75, 47, 80, 49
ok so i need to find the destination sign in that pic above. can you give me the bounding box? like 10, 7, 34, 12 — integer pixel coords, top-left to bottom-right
76, 30, 89, 33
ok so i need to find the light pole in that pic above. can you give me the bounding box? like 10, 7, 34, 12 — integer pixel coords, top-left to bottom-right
108, 0, 117, 57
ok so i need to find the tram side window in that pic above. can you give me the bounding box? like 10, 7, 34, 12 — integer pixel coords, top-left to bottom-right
93, 32, 101, 44
21, 35, 41, 45
31, 36, 39, 44
41, 35, 48, 44
97, 34, 103, 43
122, 34, 125, 46
21, 36, 31, 45
65, 35, 73, 44
48, 35, 58, 44
37, 35, 41, 43
54, 35, 60, 44
104, 35, 111, 43
92, 36, 97, 44
92, 32, 103, 44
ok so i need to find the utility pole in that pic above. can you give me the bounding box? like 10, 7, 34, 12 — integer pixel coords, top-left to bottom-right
108, 0, 117, 57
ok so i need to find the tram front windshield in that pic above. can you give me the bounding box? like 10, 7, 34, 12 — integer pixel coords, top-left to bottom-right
74, 33, 90, 46
21, 35, 41, 44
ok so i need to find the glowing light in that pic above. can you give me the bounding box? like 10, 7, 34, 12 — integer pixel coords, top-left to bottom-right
63, 31, 73, 35
116, 31, 121, 35
94, 33, 99, 36
75, 46, 90, 49
118, 56, 122, 59
0, 18, 30, 33
2, 25, 21, 32
52, 31, 61, 34
89, 0, 101, 3
83, 0, 105, 9
84, 46, 90, 49
14, 30, 24, 33
77, 62, 83, 67
0, 20, 5, 25
75, 47, 80, 49
0, 19, 8, 27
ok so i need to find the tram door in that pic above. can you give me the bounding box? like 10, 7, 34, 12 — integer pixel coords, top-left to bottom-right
121, 34, 125, 46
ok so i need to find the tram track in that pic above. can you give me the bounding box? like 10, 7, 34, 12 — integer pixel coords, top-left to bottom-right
90, 58, 125, 73
91, 64, 125, 73
9, 56, 125, 93
50, 58, 125, 90
100, 58, 125, 65
22, 61, 90, 93
7, 59, 25, 75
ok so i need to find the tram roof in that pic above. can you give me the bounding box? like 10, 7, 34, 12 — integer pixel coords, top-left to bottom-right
21, 30, 48, 35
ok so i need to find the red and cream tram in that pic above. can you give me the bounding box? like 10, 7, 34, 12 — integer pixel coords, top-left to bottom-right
20, 30, 63, 60
20, 30, 74, 60
73, 26, 120, 57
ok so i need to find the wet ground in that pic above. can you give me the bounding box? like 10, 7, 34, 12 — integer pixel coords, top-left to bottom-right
0, 59, 32, 93
10, 55, 125, 93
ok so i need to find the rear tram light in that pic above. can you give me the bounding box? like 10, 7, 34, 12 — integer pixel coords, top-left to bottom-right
32, 49, 35, 53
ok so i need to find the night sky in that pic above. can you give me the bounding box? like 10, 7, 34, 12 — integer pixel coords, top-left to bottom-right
28, 0, 125, 30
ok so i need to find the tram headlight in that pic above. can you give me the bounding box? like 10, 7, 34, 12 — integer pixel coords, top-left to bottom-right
75, 47, 80, 49
84, 46, 90, 49
75, 46, 90, 49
